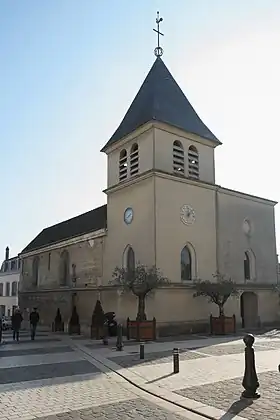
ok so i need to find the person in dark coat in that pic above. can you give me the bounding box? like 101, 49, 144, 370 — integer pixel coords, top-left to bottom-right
12, 308, 23, 342
29, 308, 40, 340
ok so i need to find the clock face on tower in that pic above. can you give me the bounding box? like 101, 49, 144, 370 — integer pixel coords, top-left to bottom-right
180, 205, 196, 225
124, 207, 134, 224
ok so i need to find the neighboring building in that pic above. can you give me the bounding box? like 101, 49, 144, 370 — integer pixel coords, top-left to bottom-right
19, 39, 279, 334
0, 247, 20, 317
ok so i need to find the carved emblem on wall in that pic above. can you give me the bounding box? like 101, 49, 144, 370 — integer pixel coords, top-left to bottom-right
243, 219, 252, 236
180, 205, 196, 226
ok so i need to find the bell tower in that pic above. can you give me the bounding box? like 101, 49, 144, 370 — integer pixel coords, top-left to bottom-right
101, 12, 221, 281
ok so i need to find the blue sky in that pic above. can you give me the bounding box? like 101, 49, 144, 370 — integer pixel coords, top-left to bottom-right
1, 0, 280, 258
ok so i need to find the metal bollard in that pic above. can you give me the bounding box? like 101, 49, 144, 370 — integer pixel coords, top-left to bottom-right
241, 334, 260, 399
116, 323, 123, 351
140, 342, 144, 359
103, 322, 109, 346
173, 348, 179, 374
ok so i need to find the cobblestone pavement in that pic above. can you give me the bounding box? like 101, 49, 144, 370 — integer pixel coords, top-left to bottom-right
109, 340, 280, 368
0, 331, 199, 420
109, 348, 208, 368
35, 398, 191, 420
101, 332, 280, 420
176, 371, 280, 420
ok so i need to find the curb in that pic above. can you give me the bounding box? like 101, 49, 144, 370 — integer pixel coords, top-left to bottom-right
70, 340, 247, 420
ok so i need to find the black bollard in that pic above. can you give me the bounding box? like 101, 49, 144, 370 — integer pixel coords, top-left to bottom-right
116, 323, 123, 351
173, 348, 179, 374
241, 334, 260, 399
140, 342, 144, 359
103, 322, 109, 346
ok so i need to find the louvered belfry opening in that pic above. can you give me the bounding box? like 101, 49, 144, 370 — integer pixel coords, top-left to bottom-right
130, 143, 139, 176
119, 149, 128, 181
188, 145, 199, 179
173, 140, 184, 174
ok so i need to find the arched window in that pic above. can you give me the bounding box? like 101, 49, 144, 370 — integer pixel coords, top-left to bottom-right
130, 143, 139, 176
244, 252, 250, 280
188, 145, 199, 179
181, 246, 192, 281
32, 256, 39, 286
127, 247, 135, 275
59, 250, 69, 286
173, 140, 184, 174
119, 149, 128, 181
11, 281, 17, 296
244, 249, 256, 281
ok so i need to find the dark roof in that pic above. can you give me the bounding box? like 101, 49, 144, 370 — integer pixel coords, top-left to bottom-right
102, 57, 220, 151
21, 204, 107, 254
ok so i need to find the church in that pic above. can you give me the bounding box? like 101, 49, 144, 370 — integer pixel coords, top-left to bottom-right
19, 31, 279, 335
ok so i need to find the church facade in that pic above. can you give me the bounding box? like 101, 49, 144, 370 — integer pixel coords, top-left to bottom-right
19, 56, 279, 335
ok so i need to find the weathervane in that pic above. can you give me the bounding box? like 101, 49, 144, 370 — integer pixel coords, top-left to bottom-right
153, 11, 164, 57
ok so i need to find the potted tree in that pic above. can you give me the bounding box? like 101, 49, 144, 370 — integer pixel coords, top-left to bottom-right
111, 263, 169, 341
193, 272, 239, 335
68, 305, 80, 335
91, 300, 105, 340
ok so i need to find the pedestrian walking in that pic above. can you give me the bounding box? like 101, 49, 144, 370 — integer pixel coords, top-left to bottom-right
29, 307, 39, 341
11, 308, 23, 342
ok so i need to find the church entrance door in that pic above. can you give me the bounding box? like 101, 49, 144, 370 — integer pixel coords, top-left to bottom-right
240, 292, 258, 329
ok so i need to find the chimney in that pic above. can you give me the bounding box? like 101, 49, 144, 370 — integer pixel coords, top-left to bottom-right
5, 246, 9, 261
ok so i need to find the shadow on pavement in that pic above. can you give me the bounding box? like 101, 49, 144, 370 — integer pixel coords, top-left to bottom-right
219, 398, 253, 419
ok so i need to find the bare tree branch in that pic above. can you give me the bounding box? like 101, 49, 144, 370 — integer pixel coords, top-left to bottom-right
193, 272, 239, 316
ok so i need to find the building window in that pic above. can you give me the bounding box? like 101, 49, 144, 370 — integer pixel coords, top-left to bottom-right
130, 143, 139, 176
48, 253, 51, 271
243, 249, 256, 281
32, 256, 40, 286
173, 140, 184, 174
244, 251, 251, 280
59, 250, 70, 286
181, 246, 192, 281
0, 305, 5, 317
5, 282, 10, 297
119, 149, 128, 181
18, 259, 21, 270
188, 145, 199, 179
10, 260, 16, 271
11, 281, 17, 296
127, 247, 135, 276
0, 284, 3, 296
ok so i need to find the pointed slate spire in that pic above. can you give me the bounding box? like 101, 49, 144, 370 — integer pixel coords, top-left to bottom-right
101, 57, 220, 151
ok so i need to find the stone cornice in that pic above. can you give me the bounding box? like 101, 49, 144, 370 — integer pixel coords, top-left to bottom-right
19, 282, 276, 295
104, 168, 276, 206
19, 229, 107, 258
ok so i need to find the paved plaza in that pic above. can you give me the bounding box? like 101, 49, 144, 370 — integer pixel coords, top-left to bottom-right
0, 330, 202, 420
0, 329, 280, 419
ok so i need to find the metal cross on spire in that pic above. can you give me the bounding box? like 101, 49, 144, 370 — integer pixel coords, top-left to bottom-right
153, 11, 164, 57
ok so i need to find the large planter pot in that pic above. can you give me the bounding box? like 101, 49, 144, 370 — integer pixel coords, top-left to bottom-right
68, 323, 80, 335
90, 326, 104, 340
52, 321, 64, 333
210, 314, 236, 335
126, 317, 156, 341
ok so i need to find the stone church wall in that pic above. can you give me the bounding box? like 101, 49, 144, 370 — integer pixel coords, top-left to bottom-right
217, 190, 277, 284
19, 235, 105, 327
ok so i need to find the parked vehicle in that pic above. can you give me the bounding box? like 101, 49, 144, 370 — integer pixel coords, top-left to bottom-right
2, 317, 12, 330
104, 312, 117, 336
